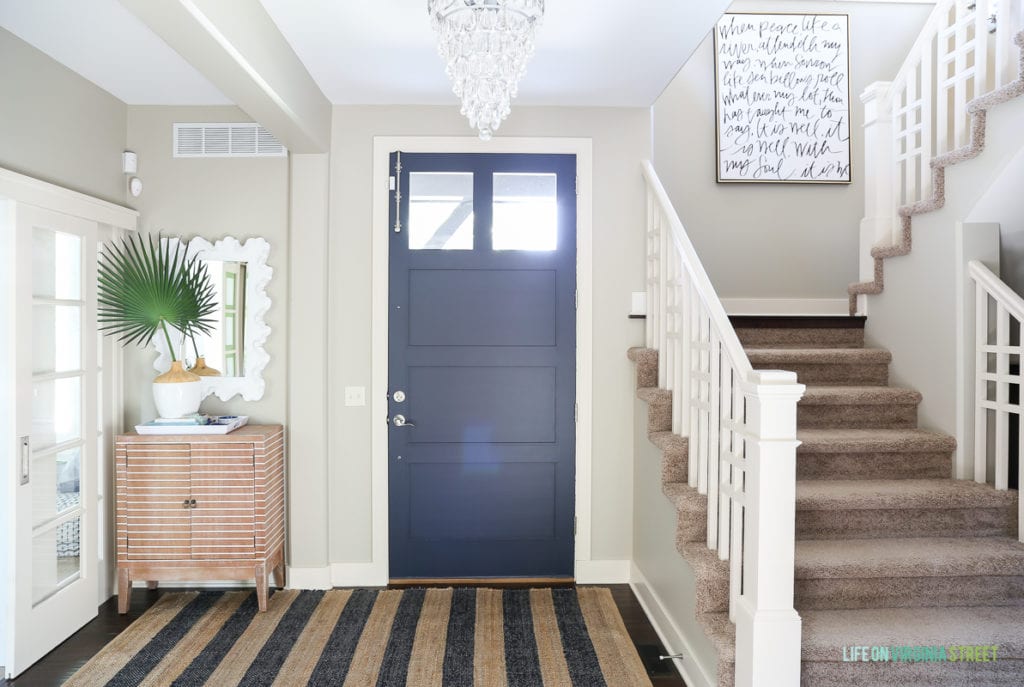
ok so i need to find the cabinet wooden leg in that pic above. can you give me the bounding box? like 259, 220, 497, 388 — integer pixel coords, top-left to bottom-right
272, 546, 286, 589
117, 568, 131, 614
255, 563, 268, 612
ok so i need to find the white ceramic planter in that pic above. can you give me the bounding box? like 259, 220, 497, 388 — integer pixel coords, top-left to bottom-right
152, 361, 203, 419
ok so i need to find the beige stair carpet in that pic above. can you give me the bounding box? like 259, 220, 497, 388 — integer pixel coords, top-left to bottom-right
629, 319, 1024, 686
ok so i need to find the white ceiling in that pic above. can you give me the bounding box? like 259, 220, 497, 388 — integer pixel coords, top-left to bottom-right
1, 0, 705, 107
257, 0, 702, 106
0, 0, 230, 105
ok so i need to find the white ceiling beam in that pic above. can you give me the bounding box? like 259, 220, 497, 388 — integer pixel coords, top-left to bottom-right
118, 0, 331, 153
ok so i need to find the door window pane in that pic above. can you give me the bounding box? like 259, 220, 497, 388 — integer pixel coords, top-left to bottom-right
32, 376, 82, 450
33, 228, 81, 300
33, 304, 81, 374
409, 173, 474, 250
32, 447, 81, 528
32, 515, 81, 605
492, 173, 558, 251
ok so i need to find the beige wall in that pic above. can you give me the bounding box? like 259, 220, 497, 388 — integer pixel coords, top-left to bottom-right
633, 398, 719, 686
0, 28, 126, 204
328, 105, 651, 565
118, 104, 650, 570
652, 0, 933, 300
123, 106, 289, 427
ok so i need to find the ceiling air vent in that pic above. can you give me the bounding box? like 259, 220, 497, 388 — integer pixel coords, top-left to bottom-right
173, 123, 287, 158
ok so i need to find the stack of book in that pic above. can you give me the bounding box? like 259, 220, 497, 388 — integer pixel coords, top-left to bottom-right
135, 414, 249, 435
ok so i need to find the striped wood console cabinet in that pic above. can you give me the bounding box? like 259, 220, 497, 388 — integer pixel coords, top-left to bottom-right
115, 425, 285, 613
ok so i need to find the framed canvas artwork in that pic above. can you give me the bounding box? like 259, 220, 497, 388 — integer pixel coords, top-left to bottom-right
714, 13, 852, 183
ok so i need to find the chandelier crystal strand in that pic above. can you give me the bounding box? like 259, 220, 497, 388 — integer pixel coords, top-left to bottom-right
429, 0, 544, 140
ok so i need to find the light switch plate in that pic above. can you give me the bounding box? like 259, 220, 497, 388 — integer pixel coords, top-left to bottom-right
344, 386, 366, 407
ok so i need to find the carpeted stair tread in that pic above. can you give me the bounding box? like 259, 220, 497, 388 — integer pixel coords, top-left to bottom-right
748, 347, 891, 385
648, 430, 687, 453
746, 347, 891, 364
636, 387, 671, 404
627, 347, 659, 389
679, 542, 731, 613
637, 387, 673, 433
797, 428, 956, 453
799, 386, 922, 405
663, 482, 708, 544
648, 431, 689, 483
701, 611, 736, 657
796, 537, 1024, 579
734, 326, 865, 349
627, 346, 658, 364
800, 606, 1024, 660
663, 482, 706, 515
796, 479, 1017, 510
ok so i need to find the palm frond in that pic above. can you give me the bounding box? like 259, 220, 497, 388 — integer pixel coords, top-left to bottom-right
97, 234, 219, 361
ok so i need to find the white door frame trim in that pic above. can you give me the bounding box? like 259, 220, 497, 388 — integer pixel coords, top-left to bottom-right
369, 136, 594, 583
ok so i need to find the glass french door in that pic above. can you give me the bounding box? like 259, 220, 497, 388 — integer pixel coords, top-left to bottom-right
6, 204, 100, 677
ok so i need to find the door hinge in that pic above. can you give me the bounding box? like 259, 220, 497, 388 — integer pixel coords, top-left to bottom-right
574, 516, 577, 535
574, 289, 578, 310
575, 175, 579, 196
574, 402, 578, 424
389, 175, 396, 191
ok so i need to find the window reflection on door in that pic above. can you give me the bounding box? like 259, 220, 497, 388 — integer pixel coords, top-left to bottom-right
492, 173, 558, 251
408, 172, 474, 250
31, 227, 85, 604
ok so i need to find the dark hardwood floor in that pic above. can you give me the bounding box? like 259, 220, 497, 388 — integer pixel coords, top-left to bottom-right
3, 584, 687, 686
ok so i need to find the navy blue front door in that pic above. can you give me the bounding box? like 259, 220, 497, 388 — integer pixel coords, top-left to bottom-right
388, 152, 577, 579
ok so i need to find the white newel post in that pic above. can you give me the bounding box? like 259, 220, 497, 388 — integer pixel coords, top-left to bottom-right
734, 370, 804, 687
857, 81, 895, 314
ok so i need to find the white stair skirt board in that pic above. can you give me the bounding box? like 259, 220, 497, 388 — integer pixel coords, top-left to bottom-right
722, 298, 850, 316
574, 559, 632, 584
630, 563, 715, 687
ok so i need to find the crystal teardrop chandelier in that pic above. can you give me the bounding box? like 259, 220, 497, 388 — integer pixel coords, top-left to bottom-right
428, 0, 545, 140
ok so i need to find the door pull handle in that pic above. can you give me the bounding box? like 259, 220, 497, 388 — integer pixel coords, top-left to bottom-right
392, 415, 416, 428
19, 436, 30, 485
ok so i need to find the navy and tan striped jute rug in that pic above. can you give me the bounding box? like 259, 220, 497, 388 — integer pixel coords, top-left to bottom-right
64, 587, 653, 686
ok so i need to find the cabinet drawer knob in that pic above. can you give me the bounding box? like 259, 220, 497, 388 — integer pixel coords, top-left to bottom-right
182, 499, 190, 509
190, 499, 198, 508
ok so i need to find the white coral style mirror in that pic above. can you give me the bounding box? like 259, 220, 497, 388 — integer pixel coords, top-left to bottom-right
152, 236, 272, 401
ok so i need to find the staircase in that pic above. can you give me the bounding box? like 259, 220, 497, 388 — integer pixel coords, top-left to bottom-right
630, 317, 1024, 685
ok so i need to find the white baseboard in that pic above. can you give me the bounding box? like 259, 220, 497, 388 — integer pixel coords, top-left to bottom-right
630, 562, 716, 687
575, 559, 631, 584
287, 562, 388, 589
286, 565, 332, 590
722, 298, 849, 316
330, 561, 388, 587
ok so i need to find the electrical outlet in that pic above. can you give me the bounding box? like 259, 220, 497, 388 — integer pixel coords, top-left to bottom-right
344, 386, 366, 407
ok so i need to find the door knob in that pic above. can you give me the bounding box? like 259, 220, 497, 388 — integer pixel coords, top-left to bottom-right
392, 414, 416, 428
